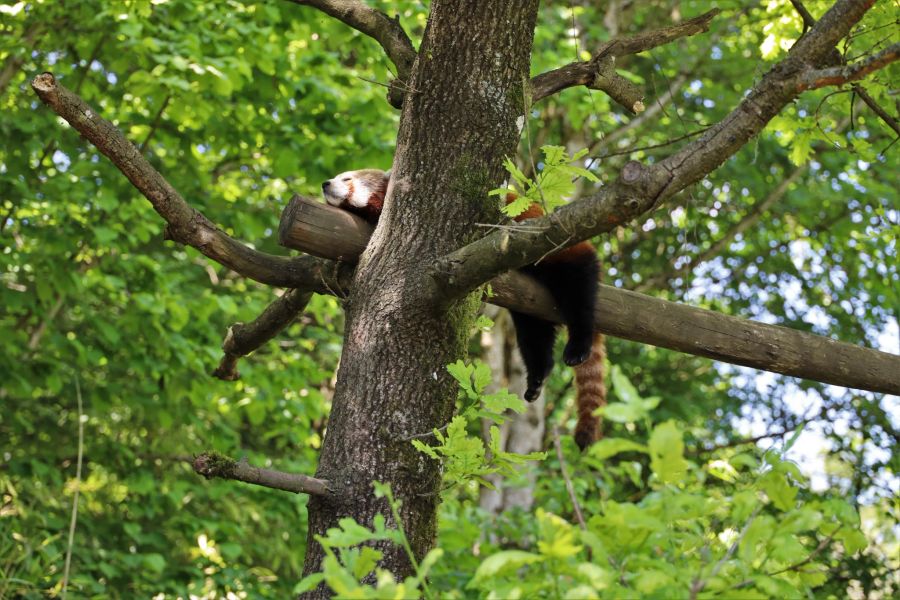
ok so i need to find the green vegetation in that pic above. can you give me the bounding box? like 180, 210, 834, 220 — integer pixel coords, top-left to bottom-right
1, 0, 896, 598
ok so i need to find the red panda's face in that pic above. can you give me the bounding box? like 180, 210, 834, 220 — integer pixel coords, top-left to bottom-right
322, 169, 390, 209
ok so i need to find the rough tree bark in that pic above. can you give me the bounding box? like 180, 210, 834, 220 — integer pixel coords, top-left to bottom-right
301, 1, 541, 589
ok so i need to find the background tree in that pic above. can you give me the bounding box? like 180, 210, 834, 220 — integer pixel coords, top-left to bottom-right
2, 0, 897, 597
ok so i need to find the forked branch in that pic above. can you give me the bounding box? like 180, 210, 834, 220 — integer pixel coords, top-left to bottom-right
794, 42, 899, 91
286, 0, 416, 107
531, 9, 720, 105
213, 289, 314, 381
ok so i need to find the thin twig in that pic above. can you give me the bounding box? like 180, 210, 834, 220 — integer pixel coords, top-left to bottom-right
853, 85, 900, 136
552, 426, 587, 531
138, 94, 171, 153
593, 128, 709, 161
689, 505, 762, 599
61, 376, 85, 600
403, 423, 450, 442
732, 527, 841, 589
688, 417, 818, 456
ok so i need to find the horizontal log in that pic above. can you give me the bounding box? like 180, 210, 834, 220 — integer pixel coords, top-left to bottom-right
279, 195, 900, 395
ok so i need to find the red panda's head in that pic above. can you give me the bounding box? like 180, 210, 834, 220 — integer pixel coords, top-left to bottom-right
322, 169, 391, 223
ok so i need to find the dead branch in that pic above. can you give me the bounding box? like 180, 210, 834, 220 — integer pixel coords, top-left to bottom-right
853, 85, 900, 137
531, 9, 720, 105
794, 42, 899, 91
213, 289, 314, 381
193, 452, 331, 496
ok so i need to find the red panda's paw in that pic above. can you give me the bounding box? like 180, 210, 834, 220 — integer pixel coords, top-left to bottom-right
563, 338, 593, 367
524, 383, 543, 402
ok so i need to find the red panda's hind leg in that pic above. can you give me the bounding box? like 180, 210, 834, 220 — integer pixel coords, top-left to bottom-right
527, 256, 599, 367
509, 311, 557, 401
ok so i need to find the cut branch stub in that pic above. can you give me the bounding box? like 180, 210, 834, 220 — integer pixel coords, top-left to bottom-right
277, 195, 900, 395
279, 194, 373, 262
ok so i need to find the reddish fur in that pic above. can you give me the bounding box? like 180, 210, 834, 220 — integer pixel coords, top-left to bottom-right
573, 333, 607, 449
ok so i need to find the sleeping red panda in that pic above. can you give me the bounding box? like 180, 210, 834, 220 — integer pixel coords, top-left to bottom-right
322, 169, 605, 450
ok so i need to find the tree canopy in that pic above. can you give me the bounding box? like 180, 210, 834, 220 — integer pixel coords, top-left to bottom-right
1, 0, 897, 598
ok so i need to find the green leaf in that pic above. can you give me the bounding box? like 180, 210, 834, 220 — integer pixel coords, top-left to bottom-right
587, 437, 648, 460
648, 421, 689, 484
469, 550, 542, 584
759, 470, 798, 510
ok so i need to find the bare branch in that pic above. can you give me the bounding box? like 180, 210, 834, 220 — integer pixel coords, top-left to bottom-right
193, 452, 331, 496
853, 85, 900, 137
733, 527, 841, 589
635, 112, 856, 293
213, 289, 313, 381
794, 42, 899, 91
286, 0, 416, 107
789, 0, 817, 32
531, 9, 720, 104
552, 427, 587, 531
278, 196, 900, 395
30, 73, 352, 291
688, 417, 818, 456
434, 0, 883, 303
591, 72, 690, 155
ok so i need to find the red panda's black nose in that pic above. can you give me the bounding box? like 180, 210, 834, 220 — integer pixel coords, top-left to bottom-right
322, 181, 331, 191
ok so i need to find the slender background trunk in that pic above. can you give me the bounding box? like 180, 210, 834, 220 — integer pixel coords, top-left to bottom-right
302, 1, 541, 590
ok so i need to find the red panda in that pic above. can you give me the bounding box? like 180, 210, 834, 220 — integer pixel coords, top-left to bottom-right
322, 169, 605, 450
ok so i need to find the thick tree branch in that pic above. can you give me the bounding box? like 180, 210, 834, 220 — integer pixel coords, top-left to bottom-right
531, 9, 720, 105
279, 197, 900, 395
286, 0, 416, 108
213, 289, 313, 381
193, 452, 331, 496
30, 73, 353, 291
434, 0, 882, 303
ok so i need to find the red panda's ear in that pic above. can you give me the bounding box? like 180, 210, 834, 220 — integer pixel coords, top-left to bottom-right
383, 169, 391, 180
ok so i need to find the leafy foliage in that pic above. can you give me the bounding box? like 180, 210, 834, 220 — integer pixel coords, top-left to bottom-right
412, 361, 546, 491
301, 367, 879, 599
494, 145, 599, 217
1, 0, 896, 597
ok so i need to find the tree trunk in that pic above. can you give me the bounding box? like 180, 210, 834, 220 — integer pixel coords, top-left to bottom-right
301, 1, 540, 592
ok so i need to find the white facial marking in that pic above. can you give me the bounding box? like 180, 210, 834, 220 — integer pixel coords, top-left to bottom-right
348, 183, 372, 208
323, 171, 354, 206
